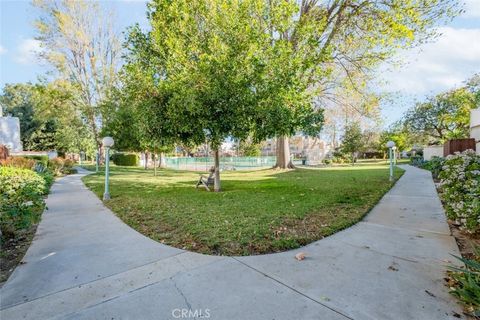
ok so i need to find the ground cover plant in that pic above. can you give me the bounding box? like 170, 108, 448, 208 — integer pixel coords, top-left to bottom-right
0, 156, 76, 283
82, 164, 403, 255
447, 248, 480, 318
438, 150, 480, 233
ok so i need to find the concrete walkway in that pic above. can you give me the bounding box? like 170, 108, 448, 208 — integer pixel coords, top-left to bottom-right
0, 166, 463, 320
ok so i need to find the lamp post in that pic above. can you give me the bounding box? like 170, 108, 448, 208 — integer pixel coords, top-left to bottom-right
392, 146, 397, 166
102, 137, 114, 201
386, 141, 395, 181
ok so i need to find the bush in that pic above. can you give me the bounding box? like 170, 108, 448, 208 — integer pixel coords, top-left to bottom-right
23, 155, 49, 167
0, 167, 47, 238
0, 157, 36, 169
47, 157, 76, 176
410, 155, 425, 167
111, 153, 139, 166
420, 156, 445, 179
438, 150, 480, 233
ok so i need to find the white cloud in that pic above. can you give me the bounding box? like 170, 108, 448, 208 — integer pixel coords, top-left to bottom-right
464, 0, 480, 18
0, 45, 6, 55
379, 27, 480, 95
15, 39, 42, 65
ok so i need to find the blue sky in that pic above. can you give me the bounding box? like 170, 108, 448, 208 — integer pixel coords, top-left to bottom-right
1, 0, 479, 127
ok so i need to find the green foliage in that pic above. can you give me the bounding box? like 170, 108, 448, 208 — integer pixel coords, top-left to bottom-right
111, 153, 139, 166
420, 156, 445, 179
23, 155, 49, 167
341, 122, 364, 163
0, 167, 47, 238
438, 150, 480, 233
404, 86, 477, 144
47, 158, 76, 176
449, 249, 480, 317
379, 121, 417, 152
410, 155, 426, 167
33, 0, 120, 150
0, 81, 95, 154
239, 139, 261, 157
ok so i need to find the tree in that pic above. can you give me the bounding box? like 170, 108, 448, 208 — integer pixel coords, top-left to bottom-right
404, 87, 476, 144
33, 0, 121, 151
1, 83, 44, 150
124, 0, 274, 191
341, 122, 364, 164
239, 138, 261, 157
255, 0, 460, 168
1, 81, 93, 154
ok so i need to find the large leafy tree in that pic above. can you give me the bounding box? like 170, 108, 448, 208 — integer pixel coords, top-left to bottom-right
0, 81, 94, 154
124, 0, 275, 191
255, 0, 460, 168
341, 122, 364, 164
123, 0, 460, 191
33, 0, 121, 151
404, 87, 476, 144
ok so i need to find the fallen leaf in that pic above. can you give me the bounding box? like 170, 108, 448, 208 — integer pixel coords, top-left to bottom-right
295, 252, 306, 261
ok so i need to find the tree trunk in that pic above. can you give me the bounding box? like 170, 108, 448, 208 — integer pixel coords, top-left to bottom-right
153, 153, 157, 176
144, 151, 149, 169
275, 136, 295, 169
159, 152, 166, 168
213, 148, 221, 192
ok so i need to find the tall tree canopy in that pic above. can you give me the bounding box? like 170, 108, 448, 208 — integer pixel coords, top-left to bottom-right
258, 0, 460, 167
121, 0, 460, 191
404, 86, 477, 144
33, 0, 121, 150
0, 81, 94, 154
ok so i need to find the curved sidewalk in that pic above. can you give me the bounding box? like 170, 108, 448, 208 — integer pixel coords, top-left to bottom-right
1, 166, 463, 320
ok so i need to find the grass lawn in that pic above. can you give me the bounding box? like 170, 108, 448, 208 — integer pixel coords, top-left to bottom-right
82, 164, 403, 255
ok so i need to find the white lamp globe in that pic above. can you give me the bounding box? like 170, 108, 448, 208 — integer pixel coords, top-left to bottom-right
386, 141, 395, 148
102, 136, 114, 148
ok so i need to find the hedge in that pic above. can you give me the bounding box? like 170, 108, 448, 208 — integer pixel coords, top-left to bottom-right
0, 167, 47, 238
111, 153, 139, 166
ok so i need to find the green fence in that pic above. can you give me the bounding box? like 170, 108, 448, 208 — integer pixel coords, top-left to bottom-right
164, 156, 281, 171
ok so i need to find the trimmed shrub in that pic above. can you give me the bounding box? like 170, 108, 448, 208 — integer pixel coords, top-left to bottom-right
0, 167, 47, 238
111, 153, 139, 166
438, 150, 480, 233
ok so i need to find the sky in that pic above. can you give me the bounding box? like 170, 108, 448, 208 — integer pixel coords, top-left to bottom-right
0, 0, 479, 127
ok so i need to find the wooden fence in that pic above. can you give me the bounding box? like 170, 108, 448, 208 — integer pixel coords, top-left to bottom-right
443, 138, 476, 156
0, 145, 9, 160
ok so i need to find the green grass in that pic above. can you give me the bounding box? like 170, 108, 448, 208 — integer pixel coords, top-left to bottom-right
82, 164, 403, 255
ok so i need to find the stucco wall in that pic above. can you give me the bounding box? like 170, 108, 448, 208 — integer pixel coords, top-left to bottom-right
424, 146, 444, 160
471, 109, 480, 155
471, 109, 480, 141
0, 117, 22, 152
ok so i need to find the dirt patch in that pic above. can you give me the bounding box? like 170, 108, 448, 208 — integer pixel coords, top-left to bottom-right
449, 222, 480, 260
0, 224, 38, 286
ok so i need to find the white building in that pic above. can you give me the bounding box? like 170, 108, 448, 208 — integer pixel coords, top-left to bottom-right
0, 106, 22, 152
471, 108, 480, 154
